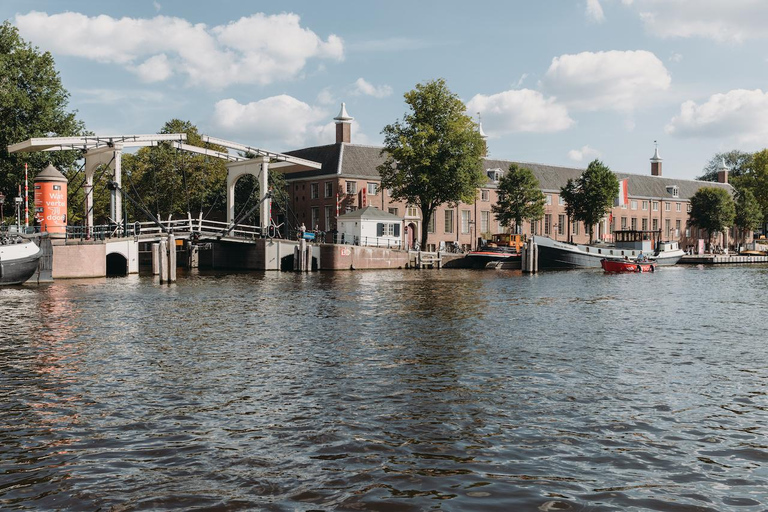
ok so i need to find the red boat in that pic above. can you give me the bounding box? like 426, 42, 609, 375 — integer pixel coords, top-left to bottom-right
600, 257, 656, 273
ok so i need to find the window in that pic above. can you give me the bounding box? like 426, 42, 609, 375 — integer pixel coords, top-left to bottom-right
531, 220, 536, 235
621, 203, 627, 210
621, 217, 627, 229
667, 185, 679, 198
481, 189, 490, 202
642, 218, 648, 230
444, 210, 454, 233
311, 207, 319, 230
345, 181, 357, 194
676, 220, 681, 237
428, 214, 436, 233
324, 181, 333, 198
665, 219, 671, 237
310, 183, 319, 199
388, 207, 399, 216
383, 224, 394, 236
652, 201, 659, 211
406, 206, 419, 217
558, 214, 565, 235
461, 210, 471, 234
572, 221, 579, 236
687, 203, 692, 213
367, 182, 378, 195
685, 227, 690, 237
324, 206, 332, 230
546, 194, 552, 205
487, 169, 501, 182
652, 218, 658, 231
676, 202, 681, 212
481, 211, 490, 233
631, 217, 637, 230
642, 201, 648, 211
631, 200, 638, 210
544, 214, 551, 235
559, 196, 565, 206
665, 202, 671, 211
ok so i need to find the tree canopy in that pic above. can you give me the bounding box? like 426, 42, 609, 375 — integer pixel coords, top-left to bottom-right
688, 187, 735, 243
559, 159, 619, 243
734, 186, 762, 242
491, 163, 545, 234
0, 20, 85, 220
697, 150, 753, 182
377, 78, 486, 248
731, 148, 768, 226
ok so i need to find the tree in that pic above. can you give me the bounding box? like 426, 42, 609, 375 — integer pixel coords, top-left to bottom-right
734, 186, 762, 246
0, 21, 86, 222
732, 148, 768, 227
491, 163, 545, 234
697, 150, 752, 182
378, 79, 486, 249
559, 159, 619, 243
559, 178, 580, 242
688, 187, 735, 251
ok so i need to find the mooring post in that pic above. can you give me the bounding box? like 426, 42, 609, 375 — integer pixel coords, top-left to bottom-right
158, 238, 168, 282
168, 233, 177, 282
152, 243, 160, 275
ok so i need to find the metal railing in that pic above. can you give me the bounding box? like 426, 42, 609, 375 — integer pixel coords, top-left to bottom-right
327, 232, 403, 249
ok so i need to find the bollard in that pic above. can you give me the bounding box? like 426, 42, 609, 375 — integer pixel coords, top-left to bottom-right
152, 243, 160, 275
168, 234, 177, 282
158, 239, 168, 282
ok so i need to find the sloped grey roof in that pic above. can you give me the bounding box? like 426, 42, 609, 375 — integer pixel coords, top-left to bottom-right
284, 144, 732, 201
337, 205, 402, 221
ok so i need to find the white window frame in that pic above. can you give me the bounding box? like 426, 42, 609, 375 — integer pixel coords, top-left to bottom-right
345, 181, 357, 194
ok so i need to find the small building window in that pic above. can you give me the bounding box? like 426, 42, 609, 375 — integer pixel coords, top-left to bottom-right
310, 183, 319, 199
481, 211, 490, 233
544, 214, 551, 235
324, 181, 333, 198
642, 201, 648, 211
546, 194, 552, 206
388, 207, 399, 216
665, 202, 671, 211
481, 189, 490, 202
631, 200, 637, 210
406, 206, 419, 217
367, 182, 378, 195
558, 214, 565, 235
652, 218, 658, 231
652, 201, 659, 211
428, 215, 436, 233
345, 181, 357, 194
445, 210, 454, 233
621, 217, 627, 229
461, 210, 471, 234
642, 218, 648, 230
558, 196, 565, 206
631, 217, 637, 230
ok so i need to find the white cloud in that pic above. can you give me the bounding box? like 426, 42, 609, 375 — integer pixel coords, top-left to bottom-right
133, 54, 173, 82
14, 11, 344, 89
668, 52, 683, 63
586, 0, 606, 23
666, 89, 768, 144
153, 2, 161, 12
210, 95, 369, 148
466, 89, 574, 134
514, 73, 529, 88
541, 50, 671, 111
629, 0, 768, 43
568, 145, 602, 162
316, 88, 335, 106
351, 78, 392, 98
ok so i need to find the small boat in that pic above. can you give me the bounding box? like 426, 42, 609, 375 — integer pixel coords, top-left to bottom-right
601, 257, 656, 273
467, 233, 524, 269
0, 238, 43, 285
533, 229, 684, 269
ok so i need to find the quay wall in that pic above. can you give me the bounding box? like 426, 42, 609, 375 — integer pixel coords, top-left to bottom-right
680, 254, 768, 264
319, 244, 409, 270
52, 243, 106, 278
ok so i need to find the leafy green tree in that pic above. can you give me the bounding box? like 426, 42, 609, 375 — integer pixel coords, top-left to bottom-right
491, 163, 545, 234
732, 148, 768, 228
0, 20, 86, 223
560, 159, 619, 243
378, 78, 486, 248
688, 187, 735, 251
559, 178, 580, 242
734, 186, 762, 245
697, 150, 752, 182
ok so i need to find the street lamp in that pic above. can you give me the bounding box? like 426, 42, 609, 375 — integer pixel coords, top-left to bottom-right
0, 193, 5, 226
14, 196, 22, 232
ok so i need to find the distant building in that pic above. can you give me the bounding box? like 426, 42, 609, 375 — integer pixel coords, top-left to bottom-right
279, 103, 741, 252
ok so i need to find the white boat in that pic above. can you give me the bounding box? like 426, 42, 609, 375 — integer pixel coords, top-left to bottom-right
533, 230, 684, 269
0, 238, 42, 284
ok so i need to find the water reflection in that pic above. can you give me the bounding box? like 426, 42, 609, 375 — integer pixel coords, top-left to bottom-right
0, 267, 767, 510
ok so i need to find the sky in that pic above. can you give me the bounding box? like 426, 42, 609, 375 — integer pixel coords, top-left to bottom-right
3, 0, 768, 180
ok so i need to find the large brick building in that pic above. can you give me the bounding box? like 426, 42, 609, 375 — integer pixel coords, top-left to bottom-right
279, 104, 737, 252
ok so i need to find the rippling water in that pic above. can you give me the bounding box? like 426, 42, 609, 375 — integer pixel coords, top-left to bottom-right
1, 266, 766, 511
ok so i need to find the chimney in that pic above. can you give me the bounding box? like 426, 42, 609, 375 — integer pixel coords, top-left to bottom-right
650, 141, 662, 176
334, 102, 353, 144
717, 157, 729, 184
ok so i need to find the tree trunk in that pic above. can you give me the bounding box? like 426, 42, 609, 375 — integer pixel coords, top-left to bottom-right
421, 208, 432, 250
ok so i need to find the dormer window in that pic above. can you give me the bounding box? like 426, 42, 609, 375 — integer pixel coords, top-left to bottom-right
666, 185, 679, 198
486, 169, 502, 182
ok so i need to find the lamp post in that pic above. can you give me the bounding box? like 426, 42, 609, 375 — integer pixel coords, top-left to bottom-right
0, 193, 5, 226
469, 220, 475, 251
14, 196, 22, 232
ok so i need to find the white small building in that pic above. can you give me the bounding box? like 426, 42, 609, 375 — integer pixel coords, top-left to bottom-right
336, 206, 403, 248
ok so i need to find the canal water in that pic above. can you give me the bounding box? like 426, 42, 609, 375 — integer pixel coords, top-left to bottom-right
1, 266, 766, 511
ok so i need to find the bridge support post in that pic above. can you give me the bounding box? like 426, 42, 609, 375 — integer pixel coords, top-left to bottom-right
168, 234, 177, 282
225, 156, 270, 232
158, 238, 168, 282
152, 242, 160, 275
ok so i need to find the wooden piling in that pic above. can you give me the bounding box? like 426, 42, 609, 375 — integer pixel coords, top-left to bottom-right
152, 243, 160, 275
168, 234, 177, 282
158, 239, 168, 282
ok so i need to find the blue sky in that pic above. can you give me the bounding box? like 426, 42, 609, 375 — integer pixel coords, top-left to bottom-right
3, 0, 768, 180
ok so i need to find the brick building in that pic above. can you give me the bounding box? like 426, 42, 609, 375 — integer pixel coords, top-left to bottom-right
279, 104, 739, 252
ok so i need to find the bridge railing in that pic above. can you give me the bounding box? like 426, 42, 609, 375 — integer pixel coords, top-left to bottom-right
328, 232, 403, 249
63, 218, 264, 241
